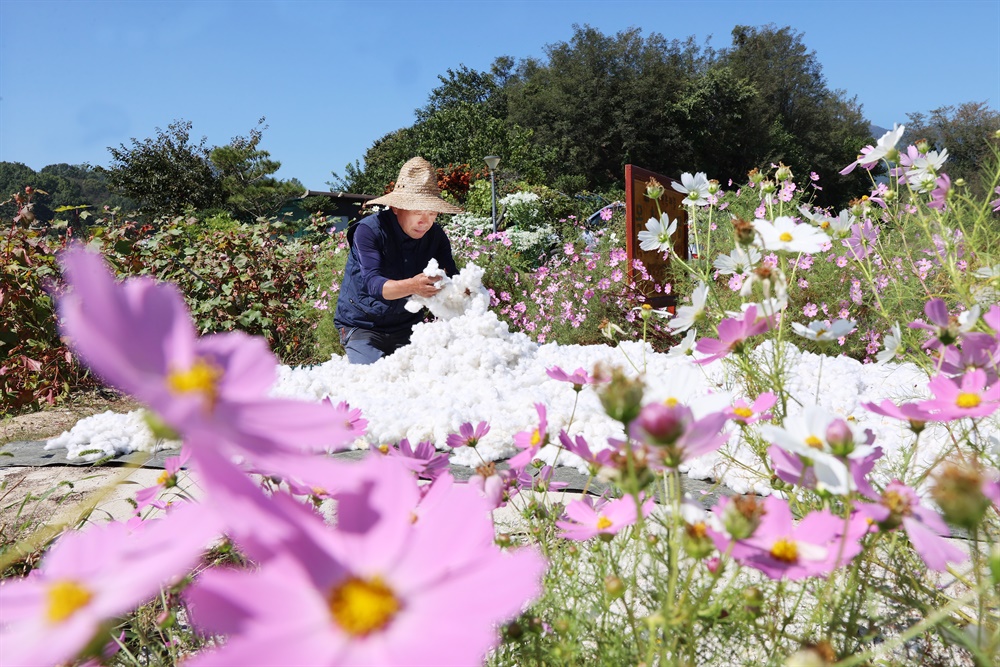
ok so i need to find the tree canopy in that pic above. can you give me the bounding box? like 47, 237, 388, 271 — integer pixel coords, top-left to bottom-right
338, 23, 884, 207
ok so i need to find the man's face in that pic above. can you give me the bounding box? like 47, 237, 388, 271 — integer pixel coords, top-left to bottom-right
393, 208, 439, 239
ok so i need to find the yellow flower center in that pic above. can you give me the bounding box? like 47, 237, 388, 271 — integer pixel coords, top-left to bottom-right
956, 392, 981, 409
883, 490, 912, 516
770, 538, 799, 563
596, 516, 613, 530
530, 429, 542, 446
166, 358, 223, 407
804, 435, 824, 449
820, 221, 830, 229
156, 470, 171, 486
733, 407, 754, 419
688, 521, 707, 538
46, 580, 93, 623
664, 397, 678, 407
779, 232, 794, 242
328, 576, 401, 636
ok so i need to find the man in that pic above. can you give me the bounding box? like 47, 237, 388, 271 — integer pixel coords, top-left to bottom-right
334, 157, 462, 364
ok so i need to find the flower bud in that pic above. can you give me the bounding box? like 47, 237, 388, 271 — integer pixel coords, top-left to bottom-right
599, 367, 644, 426
775, 163, 793, 182
915, 139, 931, 154
885, 147, 900, 163
954, 178, 966, 188
825, 419, 855, 457
143, 410, 181, 442
604, 574, 625, 599
732, 217, 756, 246
635, 402, 689, 446
645, 177, 665, 201
24, 185, 33, 195
931, 461, 991, 529
683, 521, 715, 559
721, 495, 765, 540
742, 586, 764, 616
747, 168, 763, 185
707, 179, 721, 195
760, 180, 777, 195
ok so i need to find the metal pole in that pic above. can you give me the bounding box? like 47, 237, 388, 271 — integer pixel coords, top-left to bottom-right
490, 169, 497, 235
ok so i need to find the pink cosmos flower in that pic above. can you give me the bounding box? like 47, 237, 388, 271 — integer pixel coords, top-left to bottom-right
630, 402, 731, 469
769, 444, 883, 499
385, 438, 450, 480
558, 430, 613, 472
928, 173, 951, 210
57, 247, 356, 476
858, 480, 966, 572
0, 504, 219, 667
710, 496, 867, 580
332, 399, 368, 439
545, 365, 607, 389
917, 369, 999, 420
862, 398, 937, 426
135, 449, 191, 511
939, 333, 999, 386
185, 458, 546, 667
509, 403, 549, 469
556, 495, 654, 541
446, 421, 490, 449
728, 392, 777, 426
909, 298, 963, 349
694, 305, 771, 365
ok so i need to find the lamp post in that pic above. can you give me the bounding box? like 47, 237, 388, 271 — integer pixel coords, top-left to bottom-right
484, 155, 500, 234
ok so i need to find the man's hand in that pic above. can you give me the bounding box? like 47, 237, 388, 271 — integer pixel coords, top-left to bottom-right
383, 274, 442, 300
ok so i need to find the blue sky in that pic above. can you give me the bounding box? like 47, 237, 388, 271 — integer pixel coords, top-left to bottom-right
2, 0, 998, 190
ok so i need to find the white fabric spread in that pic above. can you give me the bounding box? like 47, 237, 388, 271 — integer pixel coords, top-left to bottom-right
44, 262, 997, 496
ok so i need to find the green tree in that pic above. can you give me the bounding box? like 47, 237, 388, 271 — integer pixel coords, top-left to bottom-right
333, 60, 551, 196
505, 25, 702, 188
209, 119, 303, 221
905, 101, 1000, 197
105, 119, 222, 216
718, 24, 872, 205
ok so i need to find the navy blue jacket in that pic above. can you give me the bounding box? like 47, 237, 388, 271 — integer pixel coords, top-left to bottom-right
334, 209, 457, 334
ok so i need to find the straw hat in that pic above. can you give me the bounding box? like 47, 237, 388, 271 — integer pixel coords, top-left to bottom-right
367, 157, 464, 214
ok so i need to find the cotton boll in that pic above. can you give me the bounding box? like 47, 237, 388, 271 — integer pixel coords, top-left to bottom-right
45, 410, 177, 460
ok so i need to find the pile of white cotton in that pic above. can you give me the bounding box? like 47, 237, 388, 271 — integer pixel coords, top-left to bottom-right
44, 262, 997, 496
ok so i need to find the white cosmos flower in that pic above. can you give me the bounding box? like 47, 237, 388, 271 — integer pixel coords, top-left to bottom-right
761, 405, 874, 495
740, 268, 789, 309
712, 246, 761, 275
726, 297, 787, 319
671, 172, 711, 207
905, 148, 949, 187
876, 321, 902, 364
957, 305, 981, 332
840, 123, 906, 174
637, 213, 678, 253
827, 210, 855, 237
753, 216, 828, 253
791, 319, 855, 341
666, 328, 698, 358
670, 281, 709, 333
